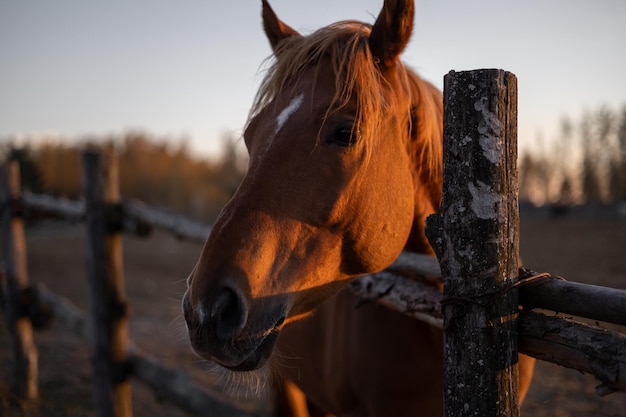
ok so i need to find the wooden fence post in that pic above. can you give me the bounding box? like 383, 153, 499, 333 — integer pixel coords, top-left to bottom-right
83, 150, 133, 417
426, 69, 520, 416
0, 162, 38, 401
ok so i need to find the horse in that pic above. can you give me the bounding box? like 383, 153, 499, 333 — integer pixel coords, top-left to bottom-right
182, 1, 535, 416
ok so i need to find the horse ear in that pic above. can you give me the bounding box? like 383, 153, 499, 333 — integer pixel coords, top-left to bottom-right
369, 0, 415, 68
262, 0, 301, 53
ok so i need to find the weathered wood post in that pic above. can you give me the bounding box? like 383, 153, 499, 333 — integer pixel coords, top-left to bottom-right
83, 150, 133, 417
0, 162, 38, 401
426, 69, 520, 416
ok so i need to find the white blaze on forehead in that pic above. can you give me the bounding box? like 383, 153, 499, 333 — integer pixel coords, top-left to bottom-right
274, 93, 304, 136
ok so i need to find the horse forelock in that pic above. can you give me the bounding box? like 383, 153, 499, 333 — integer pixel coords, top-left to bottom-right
249, 18, 442, 190
250, 22, 382, 151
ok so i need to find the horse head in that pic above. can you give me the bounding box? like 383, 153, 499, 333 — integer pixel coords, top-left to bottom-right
183, 0, 442, 372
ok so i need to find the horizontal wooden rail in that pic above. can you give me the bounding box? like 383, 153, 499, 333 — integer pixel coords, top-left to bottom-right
23, 191, 84, 221
520, 279, 626, 327
35, 284, 254, 417
32, 256, 626, 399
358, 257, 626, 332
20, 191, 211, 242
124, 201, 211, 242
350, 271, 443, 328
520, 311, 626, 395
130, 352, 255, 417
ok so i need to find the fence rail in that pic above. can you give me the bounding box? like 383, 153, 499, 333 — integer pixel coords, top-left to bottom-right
2, 69, 626, 416
21, 190, 211, 242
0, 155, 253, 417
34, 283, 253, 417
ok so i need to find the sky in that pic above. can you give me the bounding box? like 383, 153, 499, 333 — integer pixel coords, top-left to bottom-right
1, 0, 625, 159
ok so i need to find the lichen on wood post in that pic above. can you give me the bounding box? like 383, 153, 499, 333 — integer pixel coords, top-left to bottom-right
426, 69, 520, 417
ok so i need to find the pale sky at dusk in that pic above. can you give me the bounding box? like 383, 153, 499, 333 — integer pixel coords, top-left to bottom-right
1, 1, 625, 158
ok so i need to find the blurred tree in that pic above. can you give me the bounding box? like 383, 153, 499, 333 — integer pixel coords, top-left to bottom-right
519, 133, 554, 205
4, 145, 44, 193
595, 106, 614, 202
555, 116, 575, 204
114, 131, 247, 222
0, 132, 248, 223
609, 106, 626, 201
214, 133, 247, 197
518, 103, 625, 205
518, 151, 538, 203
580, 112, 603, 202
36, 141, 81, 198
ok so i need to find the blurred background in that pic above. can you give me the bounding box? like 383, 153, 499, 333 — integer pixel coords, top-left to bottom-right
1, 1, 625, 416
2, 0, 626, 216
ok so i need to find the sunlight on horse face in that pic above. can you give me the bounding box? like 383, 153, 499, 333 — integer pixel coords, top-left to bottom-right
183, 0, 422, 372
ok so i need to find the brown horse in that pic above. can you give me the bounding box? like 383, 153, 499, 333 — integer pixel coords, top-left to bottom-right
183, 1, 535, 416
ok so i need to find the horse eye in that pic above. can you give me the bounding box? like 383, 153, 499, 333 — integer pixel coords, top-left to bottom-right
327, 122, 358, 147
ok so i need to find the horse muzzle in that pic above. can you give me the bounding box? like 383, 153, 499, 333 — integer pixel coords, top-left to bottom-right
182, 287, 286, 371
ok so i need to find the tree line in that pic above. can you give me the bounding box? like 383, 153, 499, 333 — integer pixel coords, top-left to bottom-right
0, 132, 247, 223
519, 103, 626, 205
2, 103, 625, 224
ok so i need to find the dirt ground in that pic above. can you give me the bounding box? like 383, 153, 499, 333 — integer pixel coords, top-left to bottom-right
1, 217, 625, 416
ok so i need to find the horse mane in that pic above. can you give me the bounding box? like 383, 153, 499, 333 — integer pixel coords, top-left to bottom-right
250, 20, 442, 192
406, 69, 443, 202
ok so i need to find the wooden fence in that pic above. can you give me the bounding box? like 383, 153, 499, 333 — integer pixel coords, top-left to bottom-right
1, 153, 254, 417
424, 69, 626, 416
1, 69, 625, 417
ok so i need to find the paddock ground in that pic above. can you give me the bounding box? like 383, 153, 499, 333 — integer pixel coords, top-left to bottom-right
1, 217, 625, 416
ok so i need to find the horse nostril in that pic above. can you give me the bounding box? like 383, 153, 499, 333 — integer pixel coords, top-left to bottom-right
210, 287, 248, 342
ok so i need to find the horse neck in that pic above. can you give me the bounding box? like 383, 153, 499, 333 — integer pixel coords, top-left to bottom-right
404, 70, 443, 255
